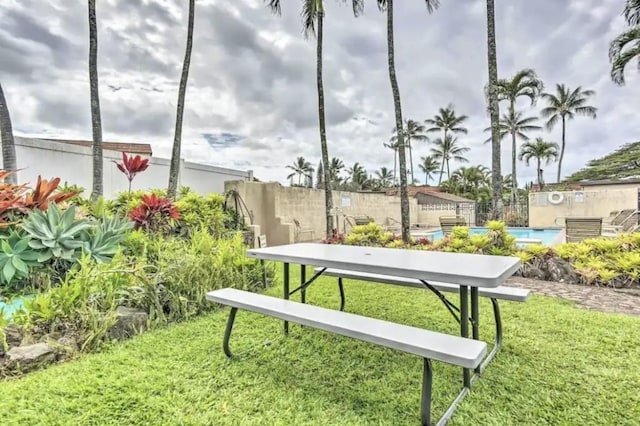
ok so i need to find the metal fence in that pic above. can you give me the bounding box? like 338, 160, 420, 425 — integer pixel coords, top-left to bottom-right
474, 201, 529, 227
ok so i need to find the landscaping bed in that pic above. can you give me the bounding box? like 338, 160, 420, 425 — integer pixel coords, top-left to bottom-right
0, 169, 271, 377
326, 222, 640, 288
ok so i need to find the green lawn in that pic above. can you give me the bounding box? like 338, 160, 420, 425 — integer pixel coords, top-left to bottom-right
1, 269, 639, 425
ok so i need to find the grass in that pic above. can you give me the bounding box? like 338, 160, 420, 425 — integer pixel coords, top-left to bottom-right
1, 267, 639, 425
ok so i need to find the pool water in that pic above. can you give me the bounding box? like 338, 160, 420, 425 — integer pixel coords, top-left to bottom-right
0, 296, 30, 320
416, 227, 562, 246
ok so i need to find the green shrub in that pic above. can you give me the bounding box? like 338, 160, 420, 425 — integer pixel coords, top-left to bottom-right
345, 223, 394, 246
173, 192, 233, 237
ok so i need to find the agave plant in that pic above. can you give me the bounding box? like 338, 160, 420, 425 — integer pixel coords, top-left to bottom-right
22, 204, 92, 262
83, 215, 134, 262
0, 231, 40, 284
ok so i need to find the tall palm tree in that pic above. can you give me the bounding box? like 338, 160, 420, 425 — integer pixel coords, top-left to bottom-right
0, 82, 17, 183
266, 1, 363, 236
167, 0, 195, 198
88, 0, 103, 200
418, 155, 439, 186
483, 110, 541, 204
347, 162, 368, 191
540, 84, 597, 182
391, 119, 427, 184
485, 0, 502, 218
496, 69, 544, 114
328, 157, 344, 189
375, 166, 394, 188
287, 156, 314, 185
424, 104, 468, 145
430, 135, 470, 182
609, 0, 640, 85
383, 140, 399, 186
519, 138, 559, 190
377, 0, 440, 242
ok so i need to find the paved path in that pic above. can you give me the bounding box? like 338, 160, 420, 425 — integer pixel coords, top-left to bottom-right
507, 277, 640, 317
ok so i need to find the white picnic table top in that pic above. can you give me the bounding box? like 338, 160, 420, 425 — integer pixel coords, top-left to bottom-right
246, 243, 521, 288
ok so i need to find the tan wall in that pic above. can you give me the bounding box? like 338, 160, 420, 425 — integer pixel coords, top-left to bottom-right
225, 181, 427, 246
529, 188, 638, 227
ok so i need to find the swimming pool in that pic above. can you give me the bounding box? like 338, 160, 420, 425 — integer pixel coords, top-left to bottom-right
415, 227, 562, 246
0, 296, 30, 320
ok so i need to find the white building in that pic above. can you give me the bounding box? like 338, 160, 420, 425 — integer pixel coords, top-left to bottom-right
2, 136, 252, 197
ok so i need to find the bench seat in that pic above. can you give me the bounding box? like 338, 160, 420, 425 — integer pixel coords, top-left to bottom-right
316, 268, 530, 302
208, 288, 486, 368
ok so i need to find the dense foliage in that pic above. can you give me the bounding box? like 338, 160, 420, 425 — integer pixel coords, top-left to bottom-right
0, 175, 271, 370
565, 141, 640, 182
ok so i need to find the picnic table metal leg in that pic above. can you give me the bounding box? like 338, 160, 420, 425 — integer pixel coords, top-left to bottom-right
338, 278, 345, 312
300, 265, 306, 304
479, 298, 503, 373
471, 287, 481, 375
283, 262, 290, 335
459, 285, 471, 388
420, 358, 433, 426
223, 307, 238, 358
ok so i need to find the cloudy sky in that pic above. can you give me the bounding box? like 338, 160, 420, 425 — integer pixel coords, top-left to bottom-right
1, 0, 638, 185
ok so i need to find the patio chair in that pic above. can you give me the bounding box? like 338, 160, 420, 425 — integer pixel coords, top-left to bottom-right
565, 217, 603, 243
602, 209, 638, 235
353, 215, 374, 226
293, 219, 315, 242
439, 216, 467, 236
603, 210, 620, 225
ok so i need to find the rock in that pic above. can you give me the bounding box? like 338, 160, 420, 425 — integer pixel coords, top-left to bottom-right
2, 325, 23, 349
523, 265, 546, 281
108, 306, 148, 340
543, 257, 579, 284
39, 332, 62, 344
57, 335, 80, 352
6, 343, 56, 371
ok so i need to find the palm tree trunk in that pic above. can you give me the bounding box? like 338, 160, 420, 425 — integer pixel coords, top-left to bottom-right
0, 83, 17, 183
316, 8, 334, 238
557, 115, 566, 183
446, 160, 451, 179
438, 160, 445, 185
485, 0, 503, 219
408, 136, 414, 184
536, 157, 543, 190
511, 130, 517, 205
88, 0, 103, 201
393, 149, 397, 186
168, 0, 195, 199
385, 0, 410, 242
425, 171, 428, 185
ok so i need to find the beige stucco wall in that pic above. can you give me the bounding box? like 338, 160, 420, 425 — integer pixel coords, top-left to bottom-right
529, 188, 638, 227
226, 181, 438, 246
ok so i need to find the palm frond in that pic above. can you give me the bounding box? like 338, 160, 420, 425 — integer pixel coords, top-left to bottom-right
302, 0, 318, 38
265, 0, 281, 14
574, 106, 597, 118
624, 0, 640, 25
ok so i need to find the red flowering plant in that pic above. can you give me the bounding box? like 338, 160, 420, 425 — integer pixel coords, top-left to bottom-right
129, 193, 180, 233
114, 152, 149, 193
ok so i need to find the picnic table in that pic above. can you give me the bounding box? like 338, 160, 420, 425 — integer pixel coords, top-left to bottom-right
211, 243, 522, 425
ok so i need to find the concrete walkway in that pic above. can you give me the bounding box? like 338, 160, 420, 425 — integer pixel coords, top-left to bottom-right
507, 277, 640, 317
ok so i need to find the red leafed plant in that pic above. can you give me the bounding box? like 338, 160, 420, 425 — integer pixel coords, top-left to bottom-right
114, 152, 150, 192
129, 193, 180, 233
23, 176, 78, 211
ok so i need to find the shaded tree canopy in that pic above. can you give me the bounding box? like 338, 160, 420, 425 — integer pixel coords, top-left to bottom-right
565, 141, 640, 182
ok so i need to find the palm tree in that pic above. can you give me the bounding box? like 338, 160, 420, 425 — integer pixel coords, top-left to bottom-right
519, 138, 559, 190
287, 156, 314, 185
483, 110, 541, 204
167, 0, 195, 198
328, 157, 344, 189
266, 1, 362, 236
609, 0, 640, 85
418, 155, 439, 186
540, 84, 597, 182
430, 135, 470, 182
496, 69, 544, 114
375, 166, 394, 188
451, 165, 490, 200
391, 119, 428, 183
347, 162, 368, 191
0, 82, 17, 183
377, 0, 440, 243
485, 0, 502, 218
88, 0, 103, 200
425, 104, 468, 145
383, 140, 400, 186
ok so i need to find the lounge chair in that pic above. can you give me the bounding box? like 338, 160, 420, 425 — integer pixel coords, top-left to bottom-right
602, 210, 638, 235
439, 216, 467, 236
565, 217, 602, 243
